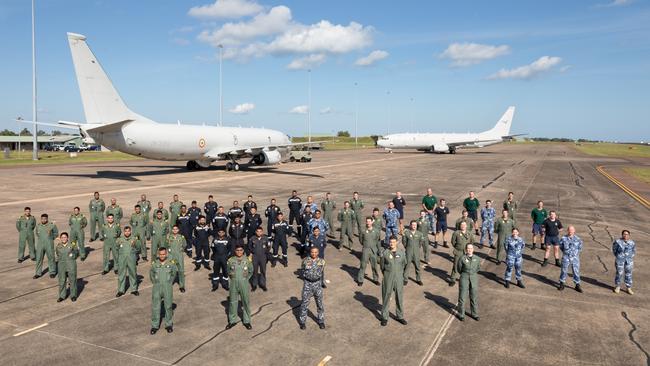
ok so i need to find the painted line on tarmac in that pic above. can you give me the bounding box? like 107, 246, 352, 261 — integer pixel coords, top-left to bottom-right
317, 355, 332, 366
419, 158, 546, 366
35, 329, 172, 365
13, 322, 48, 337
596, 166, 650, 209
0, 154, 417, 207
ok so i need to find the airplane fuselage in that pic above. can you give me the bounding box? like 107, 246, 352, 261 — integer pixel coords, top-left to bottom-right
377, 132, 502, 151
90, 118, 290, 162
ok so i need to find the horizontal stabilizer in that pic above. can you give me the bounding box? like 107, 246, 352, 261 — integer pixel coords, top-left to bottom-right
84, 119, 134, 133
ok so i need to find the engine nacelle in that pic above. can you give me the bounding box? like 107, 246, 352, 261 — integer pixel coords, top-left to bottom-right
253, 150, 282, 165
432, 143, 449, 153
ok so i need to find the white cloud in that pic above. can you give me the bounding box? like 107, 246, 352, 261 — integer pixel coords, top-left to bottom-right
440, 42, 510, 66
355, 50, 389, 66
287, 54, 326, 70
229, 102, 255, 114
188, 0, 263, 19
197, 6, 292, 47
320, 107, 332, 114
597, 0, 632, 7
195, 5, 374, 62
289, 105, 308, 114
487, 56, 563, 80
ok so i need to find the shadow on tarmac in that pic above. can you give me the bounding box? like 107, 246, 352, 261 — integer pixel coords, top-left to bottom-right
423, 291, 456, 315
36, 165, 324, 182
353, 291, 381, 320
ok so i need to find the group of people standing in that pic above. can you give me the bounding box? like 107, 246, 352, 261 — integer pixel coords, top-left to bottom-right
15, 188, 637, 331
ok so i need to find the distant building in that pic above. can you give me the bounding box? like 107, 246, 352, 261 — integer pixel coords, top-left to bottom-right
0, 135, 82, 150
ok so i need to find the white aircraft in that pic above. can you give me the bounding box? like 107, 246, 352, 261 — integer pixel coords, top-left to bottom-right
376, 106, 518, 154
39, 33, 316, 171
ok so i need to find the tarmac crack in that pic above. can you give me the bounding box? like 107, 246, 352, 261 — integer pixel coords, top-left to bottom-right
586, 220, 609, 250
481, 171, 505, 188
621, 311, 650, 366
251, 303, 301, 339
596, 255, 609, 273
171, 302, 273, 365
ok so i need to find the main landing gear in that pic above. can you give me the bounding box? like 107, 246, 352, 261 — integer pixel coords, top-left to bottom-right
225, 162, 240, 171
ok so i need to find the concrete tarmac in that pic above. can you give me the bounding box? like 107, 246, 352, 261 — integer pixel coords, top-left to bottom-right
0, 143, 647, 366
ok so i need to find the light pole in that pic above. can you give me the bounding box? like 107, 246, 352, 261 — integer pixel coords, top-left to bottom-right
218, 44, 223, 127
307, 69, 311, 143
31, 0, 38, 160
386, 90, 391, 134
410, 97, 414, 132
354, 82, 358, 148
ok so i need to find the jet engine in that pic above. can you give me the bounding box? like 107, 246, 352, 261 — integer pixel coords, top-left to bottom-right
432, 143, 449, 153
252, 150, 282, 165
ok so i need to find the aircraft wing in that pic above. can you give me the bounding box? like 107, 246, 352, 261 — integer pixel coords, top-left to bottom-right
446, 138, 502, 148
203, 141, 325, 160
502, 133, 527, 141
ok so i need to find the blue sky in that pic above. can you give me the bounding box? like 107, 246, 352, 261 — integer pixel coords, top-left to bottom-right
0, 0, 648, 140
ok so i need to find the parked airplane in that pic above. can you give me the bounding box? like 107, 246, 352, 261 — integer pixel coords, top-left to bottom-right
43, 33, 317, 171
376, 106, 518, 154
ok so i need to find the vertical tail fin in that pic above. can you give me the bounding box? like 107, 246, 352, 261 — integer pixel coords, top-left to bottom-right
484, 106, 515, 137
67, 33, 133, 124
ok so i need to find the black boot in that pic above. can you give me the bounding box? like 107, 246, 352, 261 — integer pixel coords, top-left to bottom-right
555, 258, 561, 267
558, 282, 565, 291
194, 263, 201, 271
542, 258, 548, 267
517, 280, 525, 289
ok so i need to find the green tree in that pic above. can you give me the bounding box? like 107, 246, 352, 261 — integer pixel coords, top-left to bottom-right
0, 129, 17, 136
19, 128, 32, 136
51, 130, 63, 136
37, 130, 48, 136
337, 130, 350, 137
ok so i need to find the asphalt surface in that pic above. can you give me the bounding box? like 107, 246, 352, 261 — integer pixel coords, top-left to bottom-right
0, 144, 648, 366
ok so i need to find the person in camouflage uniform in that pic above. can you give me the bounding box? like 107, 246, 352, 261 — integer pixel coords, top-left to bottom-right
299, 246, 326, 330
55, 232, 80, 302
504, 228, 526, 289
480, 200, 496, 248
16, 207, 36, 262
612, 229, 635, 294
558, 226, 583, 293
383, 202, 400, 246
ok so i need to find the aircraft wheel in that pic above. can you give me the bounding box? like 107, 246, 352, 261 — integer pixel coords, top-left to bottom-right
187, 161, 197, 170
225, 162, 233, 171
233, 163, 240, 171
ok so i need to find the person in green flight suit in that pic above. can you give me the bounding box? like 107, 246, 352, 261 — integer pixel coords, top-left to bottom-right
493, 209, 515, 265
101, 214, 121, 275
350, 192, 365, 236
357, 217, 381, 286
116, 226, 139, 297
68, 207, 88, 261
402, 220, 425, 286
337, 201, 356, 251
88, 191, 105, 241
166, 225, 187, 293
150, 247, 178, 334
320, 192, 336, 238
130, 205, 149, 262
149, 210, 169, 260
16, 206, 36, 262
226, 245, 253, 330
457, 243, 480, 321
105, 198, 123, 225
137, 194, 152, 220
449, 221, 474, 286
379, 236, 408, 326
34, 213, 59, 279
169, 194, 183, 230
55, 232, 80, 302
